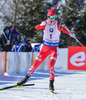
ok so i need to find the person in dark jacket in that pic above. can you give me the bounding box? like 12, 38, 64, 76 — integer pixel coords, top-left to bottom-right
0, 26, 13, 52
10, 25, 21, 45
22, 39, 32, 52
12, 39, 32, 52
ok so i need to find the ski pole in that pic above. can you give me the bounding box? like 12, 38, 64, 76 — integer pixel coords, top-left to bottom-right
74, 37, 86, 51
62, 24, 86, 51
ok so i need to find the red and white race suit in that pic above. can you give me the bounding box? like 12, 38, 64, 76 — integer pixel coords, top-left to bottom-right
27, 20, 69, 81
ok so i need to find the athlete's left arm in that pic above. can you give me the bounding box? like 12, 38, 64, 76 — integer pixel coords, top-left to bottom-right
62, 28, 69, 35
57, 22, 69, 35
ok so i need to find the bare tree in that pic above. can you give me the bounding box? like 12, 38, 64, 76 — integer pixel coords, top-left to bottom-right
0, 0, 21, 25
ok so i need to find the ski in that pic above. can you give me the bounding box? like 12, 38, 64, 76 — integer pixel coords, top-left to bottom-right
0, 84, 35, 91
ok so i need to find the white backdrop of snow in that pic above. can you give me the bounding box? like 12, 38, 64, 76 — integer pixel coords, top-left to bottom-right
0, 70, 86, 100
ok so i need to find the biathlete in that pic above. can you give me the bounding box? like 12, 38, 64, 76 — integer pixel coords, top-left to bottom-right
17, 9, 75, 93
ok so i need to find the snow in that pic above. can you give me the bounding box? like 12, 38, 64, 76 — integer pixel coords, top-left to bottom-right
0, 70, 86, 100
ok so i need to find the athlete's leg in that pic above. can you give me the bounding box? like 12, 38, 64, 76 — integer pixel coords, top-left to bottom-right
49, 48, 57, 81
17, 45, 49, 86
49, 47, 58, 91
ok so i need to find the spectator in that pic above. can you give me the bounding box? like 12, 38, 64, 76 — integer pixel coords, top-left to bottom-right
22, 39, 32, 52
10, 25, 21, 45
12, 39, 32, 52
0, 26, 13, 52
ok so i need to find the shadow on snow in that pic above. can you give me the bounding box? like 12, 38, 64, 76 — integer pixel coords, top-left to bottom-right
0, 70, 82, 85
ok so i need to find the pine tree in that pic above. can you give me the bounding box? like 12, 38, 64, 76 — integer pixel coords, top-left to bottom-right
15, 0, 51, 42
59, 0, 86, 47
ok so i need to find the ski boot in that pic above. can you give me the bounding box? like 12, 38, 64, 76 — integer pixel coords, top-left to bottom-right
49, 80, 54, 93
17, 74, 30, 86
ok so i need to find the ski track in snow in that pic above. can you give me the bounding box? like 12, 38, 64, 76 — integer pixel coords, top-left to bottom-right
0, 70, 86, 100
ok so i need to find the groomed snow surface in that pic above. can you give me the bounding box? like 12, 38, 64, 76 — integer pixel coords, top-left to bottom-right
0, 70, 86, 100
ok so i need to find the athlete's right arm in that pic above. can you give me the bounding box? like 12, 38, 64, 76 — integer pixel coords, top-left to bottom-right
35, 20, 47, 31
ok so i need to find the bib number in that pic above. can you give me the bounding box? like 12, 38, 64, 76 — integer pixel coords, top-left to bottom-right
50, 34, 52, 39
